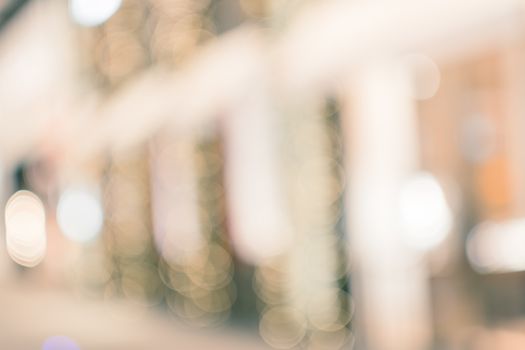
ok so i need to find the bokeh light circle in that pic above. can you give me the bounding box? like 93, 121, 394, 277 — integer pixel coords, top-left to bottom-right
42, 336, 80, 350
398, 172, 452, 251
403, 54, 441, 100
57, 187, 104, 243
5, 190, 46, 267
69, 0, 122, 27
259, 306, 307, 349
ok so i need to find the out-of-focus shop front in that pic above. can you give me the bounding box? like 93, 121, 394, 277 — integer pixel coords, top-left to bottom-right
2, 0, 525, 349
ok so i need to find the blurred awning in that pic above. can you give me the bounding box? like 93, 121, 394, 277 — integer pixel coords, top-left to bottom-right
2, 0, 525, 166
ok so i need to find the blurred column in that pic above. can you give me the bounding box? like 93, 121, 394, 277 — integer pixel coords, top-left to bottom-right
501, 40, 525, 217
223, 90, 292, 266
152, 131, 235, 327
222, 88, 297, 345
281, 98, 354, 350
0, 0, 76, 167
73, 0, 163, 305
343, 63, 432, 350
150, 133, 203, 265
247, 93, 353, 349
102, 146, 164, 307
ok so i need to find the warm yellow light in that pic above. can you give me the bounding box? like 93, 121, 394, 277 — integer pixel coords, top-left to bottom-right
5, 190, 46, 267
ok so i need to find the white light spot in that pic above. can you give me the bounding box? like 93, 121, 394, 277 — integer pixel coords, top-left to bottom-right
467, 219, 525, 274
398, 172, 452, 251
57, 187, 103, 243
69, 0, 122, 27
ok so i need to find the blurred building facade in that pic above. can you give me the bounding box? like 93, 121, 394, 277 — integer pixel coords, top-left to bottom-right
2, 1, 525, 350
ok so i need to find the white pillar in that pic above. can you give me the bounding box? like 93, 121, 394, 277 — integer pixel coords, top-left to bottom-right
344, 62, 432, 350
223, 90, 292, 264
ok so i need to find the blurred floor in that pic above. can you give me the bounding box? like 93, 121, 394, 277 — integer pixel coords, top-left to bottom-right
0, 285, 270, 350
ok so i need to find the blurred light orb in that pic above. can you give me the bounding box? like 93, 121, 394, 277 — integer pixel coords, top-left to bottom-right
403, 54, 441, 100
5, 190, 47, 267
259, 306, 307, 349
57, 187, 103, 243
460, 113, 496, 164
398, 172, 452, 251
467, 219, 525, 273
42, 336, 80, 350
306, 289, 353, 332
69, 0, 122, 27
